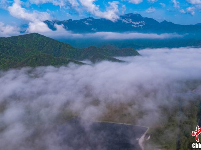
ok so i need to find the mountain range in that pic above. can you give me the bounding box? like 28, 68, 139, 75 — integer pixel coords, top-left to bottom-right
44, 13, 201, 34
0, 33, 139, 70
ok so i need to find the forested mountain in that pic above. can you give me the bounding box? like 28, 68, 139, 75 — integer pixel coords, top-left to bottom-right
0, 33, 139, 69
44, 13, 201, 34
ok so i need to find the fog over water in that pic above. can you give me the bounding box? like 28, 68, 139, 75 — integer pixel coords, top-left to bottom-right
0, 47, 201, 150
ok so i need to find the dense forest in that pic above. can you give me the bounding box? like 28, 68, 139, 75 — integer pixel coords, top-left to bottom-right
0, 33, 140, 70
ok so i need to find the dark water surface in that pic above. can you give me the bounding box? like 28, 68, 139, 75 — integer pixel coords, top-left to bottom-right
57, 119, 148, 150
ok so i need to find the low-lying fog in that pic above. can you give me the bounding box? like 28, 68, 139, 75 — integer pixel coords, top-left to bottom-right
0, 47, 201, 150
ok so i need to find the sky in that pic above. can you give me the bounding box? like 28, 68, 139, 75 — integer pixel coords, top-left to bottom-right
0, 0, 201, 37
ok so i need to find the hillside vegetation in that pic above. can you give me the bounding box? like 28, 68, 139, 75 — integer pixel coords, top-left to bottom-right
0, 33, 139, 69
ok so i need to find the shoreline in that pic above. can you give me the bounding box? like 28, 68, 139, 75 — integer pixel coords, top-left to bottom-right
139, 127, 149, 150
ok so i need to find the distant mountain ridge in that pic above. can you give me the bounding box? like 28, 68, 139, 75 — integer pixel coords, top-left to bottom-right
0, 33, 139, 69
44, 13, 201, 34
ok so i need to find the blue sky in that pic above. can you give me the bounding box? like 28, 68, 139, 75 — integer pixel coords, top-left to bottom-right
0, 0, 201, 25
0, 0, 201, 37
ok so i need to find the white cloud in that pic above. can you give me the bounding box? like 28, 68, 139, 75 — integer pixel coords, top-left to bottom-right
0, 21, 184, 39
186, 0, 201, 4
180, 9, 186, 13
122, 4, 126, 14
40, 24, 83, 38
186, 7, 195, 15
85, 32, 182, 40
148, 0, 158, 3
27, 22, 52, 33
78, 0, 120, 21
160, 3, 166, 7
172, 0, 180, 8
127, 0, 143, 4
0, 0, 9, 9
179, 7, 195, 15
40, 25, 183, 40
68, 0, 80, 7
128, 0, 157, 4
0, 22, 20, 37
0, 48, 201, 149
29, 0, 120, 21
146, 7, 156, 13
30, 0, 65, 7
8, 0, 50, 22
8, 0, 51, 33
30, 0, 79, 8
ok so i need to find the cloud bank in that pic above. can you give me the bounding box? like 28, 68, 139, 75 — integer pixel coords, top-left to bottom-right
39, 24, 183, 40
127, 0, 143, 4
0, 47, 201, 149
0, 22, 20, 37
146, 7, 156, 13
8, 0, 51, 33
187, 0, 201, 4
28, 0, 120, 21
0, 23, 183, 39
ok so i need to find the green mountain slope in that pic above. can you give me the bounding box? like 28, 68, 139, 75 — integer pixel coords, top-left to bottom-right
0, 40, 37, 69
100, 45, 140, 57
89, 53, 124, 63
0, 33, 82, 59
0, 33, 139, 69
15, 53, 83, 68
0, 33, 83, 69
79, 46, 140, 60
